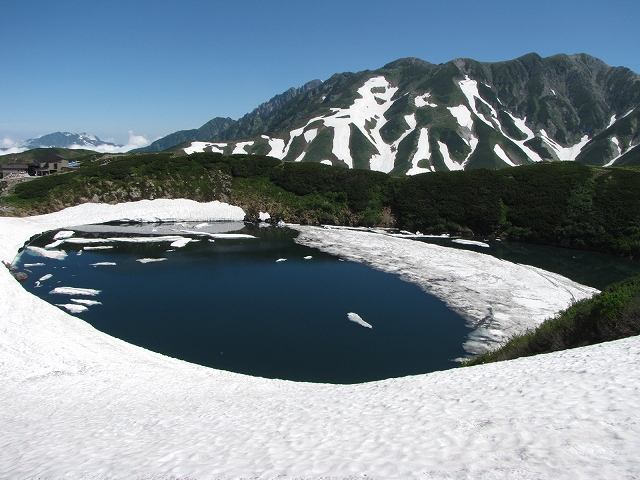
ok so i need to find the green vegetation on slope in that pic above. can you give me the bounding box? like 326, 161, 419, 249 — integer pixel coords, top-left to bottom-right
3, 152, 640, 258
465, 274, 640, 366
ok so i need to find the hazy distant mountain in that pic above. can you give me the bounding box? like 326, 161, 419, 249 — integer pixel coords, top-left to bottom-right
133, 117, 237, 153
173, 53, 640, 173
22, 132, 122, 150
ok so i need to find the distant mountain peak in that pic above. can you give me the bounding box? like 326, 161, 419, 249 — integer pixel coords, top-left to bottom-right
23, 132, 122, 149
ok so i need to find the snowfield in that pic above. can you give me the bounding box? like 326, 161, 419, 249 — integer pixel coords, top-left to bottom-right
1, 200, 639, 479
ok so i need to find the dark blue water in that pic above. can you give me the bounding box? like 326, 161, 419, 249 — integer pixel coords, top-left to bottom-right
17, 224, 471, 384
414, 237, 640, 290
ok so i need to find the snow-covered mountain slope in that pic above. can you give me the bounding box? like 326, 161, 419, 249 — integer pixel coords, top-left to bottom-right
180, 53, 640, 174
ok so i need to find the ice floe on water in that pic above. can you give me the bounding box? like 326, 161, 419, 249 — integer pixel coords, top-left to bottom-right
303, 255, 313, 260
90, 262, 116, 267
291, 226, 597, 355
44, 239, 65, 249
25, 246, 67, 260
2, 200, 640, 478
347, 312, 372, 328
452, 239, 490, 248
71, 299, 102, 306
136, 258, 167, 264
276, 258, 287, 262
34, 273, 53, 287
55, 303, 88, 313
23, 262, 45, 267
53, 230, 75, 240
169, 237, 193, 248
83, 245, 113, 250
49, 286, 101, 296
179, 229, 257, 239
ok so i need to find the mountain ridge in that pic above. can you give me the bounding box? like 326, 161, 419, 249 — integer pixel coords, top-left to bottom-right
7, 53, 639, 172
176, 52, 640, 173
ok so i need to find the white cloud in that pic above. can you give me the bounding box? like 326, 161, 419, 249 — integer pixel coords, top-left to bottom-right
66, 130, 152, 153
0, 137, 28, 155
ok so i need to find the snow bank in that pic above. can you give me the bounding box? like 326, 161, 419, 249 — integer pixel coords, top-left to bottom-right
2, 200, 639, 479
0, 199, 245, 265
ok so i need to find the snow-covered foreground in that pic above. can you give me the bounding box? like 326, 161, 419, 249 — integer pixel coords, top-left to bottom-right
1, 200, 639, 479
292, 226, 597, 355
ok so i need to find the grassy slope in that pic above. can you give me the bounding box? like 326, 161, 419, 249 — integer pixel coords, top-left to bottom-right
0, 148, 102, 165
3, 152, 640, 258
465, 274, 640, 366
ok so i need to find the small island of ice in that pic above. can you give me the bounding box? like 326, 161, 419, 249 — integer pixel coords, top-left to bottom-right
347, 312, 372, 328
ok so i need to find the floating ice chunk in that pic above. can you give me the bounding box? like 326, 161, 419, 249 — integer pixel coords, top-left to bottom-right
170, 238, 192, 248
38, 274, 53, 282
53, 230, 75, 240
56, 303, 88, 313
83, 246, 113, 251
70, 299, 102, 306
180, 230, 257, 239
258, 212, 271, 222
452, 239, 490, 248
303, 256, 313, 260
64, 237, 109, 244
23, 263, 45, 267
136, 258, 167, 263
347, 312, 372, 328
110, 236, 184, 244
26, 246, 67, 260
90, 262, 117, 266
194, 223, 209, 229
44, 240, 65, 249
276, 258, 287, 262
50, 287, 101, 296
76, 250, 83, 256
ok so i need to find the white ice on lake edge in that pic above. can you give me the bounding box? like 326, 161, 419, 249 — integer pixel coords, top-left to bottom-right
291, 226, 597, 355
1, 199, 639, 479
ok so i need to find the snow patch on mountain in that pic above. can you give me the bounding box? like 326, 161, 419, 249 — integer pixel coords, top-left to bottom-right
415, 93, 436, 107
457, 77, 497, 128
540, 130, 590, 161
406, 128, 432, 175
183, 141, 226, 154
448, 105, 474, 131
438, 141, 463, 171
493, 145, 518, 167
232, 141, 254, 154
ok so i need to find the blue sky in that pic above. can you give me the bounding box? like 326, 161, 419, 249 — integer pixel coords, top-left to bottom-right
2, 0, 639, 149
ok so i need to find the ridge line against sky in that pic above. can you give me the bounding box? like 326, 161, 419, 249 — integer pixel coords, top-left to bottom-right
2, 0, 639, 150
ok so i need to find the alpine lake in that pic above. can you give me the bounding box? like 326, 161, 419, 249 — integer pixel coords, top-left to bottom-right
16, 222, 640, 384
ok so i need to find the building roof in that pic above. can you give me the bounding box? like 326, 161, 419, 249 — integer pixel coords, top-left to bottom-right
34, 153, 66, 164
